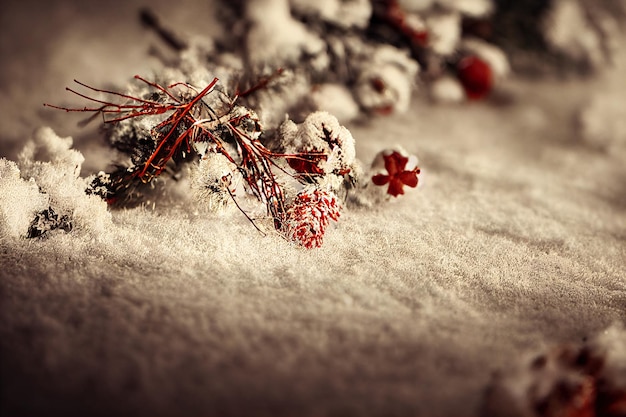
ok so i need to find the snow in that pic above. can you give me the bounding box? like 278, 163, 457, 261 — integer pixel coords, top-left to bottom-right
0, 159, 48, 238
1, 1, 625, 416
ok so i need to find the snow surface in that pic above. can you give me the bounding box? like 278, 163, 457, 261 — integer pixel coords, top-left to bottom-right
1, 1, 625, 416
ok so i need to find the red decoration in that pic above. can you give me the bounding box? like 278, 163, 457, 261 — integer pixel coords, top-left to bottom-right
286, 154, 326, 175
281, 189, 340, 249
456, 55, 493, 100
371, 151, 420, 197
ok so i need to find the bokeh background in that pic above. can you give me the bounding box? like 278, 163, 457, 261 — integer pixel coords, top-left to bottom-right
1, 1, 625, 416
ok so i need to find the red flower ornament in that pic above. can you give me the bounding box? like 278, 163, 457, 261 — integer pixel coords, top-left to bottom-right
371, 150, 420, 197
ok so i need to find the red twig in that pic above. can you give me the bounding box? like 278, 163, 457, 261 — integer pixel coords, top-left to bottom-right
46, 75, 337, 246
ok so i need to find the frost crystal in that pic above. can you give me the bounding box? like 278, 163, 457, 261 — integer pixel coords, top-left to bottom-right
17, 127, 111, 237
0, 159, 49, 238
189, 153, 242, 212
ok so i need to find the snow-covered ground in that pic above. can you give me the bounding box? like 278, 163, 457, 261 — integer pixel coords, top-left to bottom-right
1, 1, 625, 416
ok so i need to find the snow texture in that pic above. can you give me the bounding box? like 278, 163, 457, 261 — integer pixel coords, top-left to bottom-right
430, 75, 466, 103
188, 152, 242, 213
245, 0, 326, 70
1, 127, 111, 241
0, 159, 48, 239
0, 1, 625, 416
353, 45, 419, 113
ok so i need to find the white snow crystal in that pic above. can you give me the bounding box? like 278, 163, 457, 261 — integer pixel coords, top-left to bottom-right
17, 127, 111, 236
188, 152, 242, 213
0, 159, 49, 239
19, 127, 84, 178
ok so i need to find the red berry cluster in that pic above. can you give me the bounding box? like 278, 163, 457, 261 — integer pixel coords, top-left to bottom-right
281, 189, 341, 249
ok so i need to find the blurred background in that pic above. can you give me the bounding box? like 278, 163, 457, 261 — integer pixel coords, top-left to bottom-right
0, 0, 219, 164
2, 0, 624, 165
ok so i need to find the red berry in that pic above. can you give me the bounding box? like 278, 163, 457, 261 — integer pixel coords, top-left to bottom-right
287, 155, 326, 175
456, 55, 493, 100
411, 30, 428, 47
